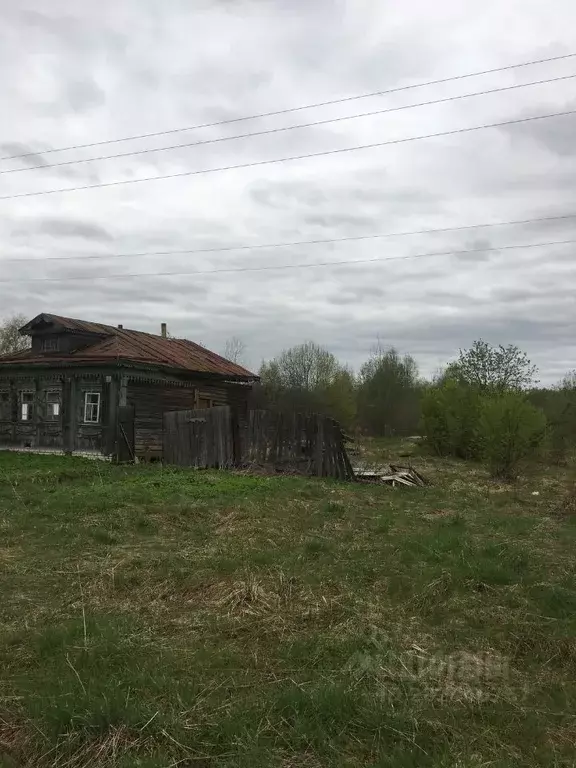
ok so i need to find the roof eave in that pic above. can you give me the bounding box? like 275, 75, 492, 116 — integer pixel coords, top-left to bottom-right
0, 357, 258, 381
120, 360, 258, 381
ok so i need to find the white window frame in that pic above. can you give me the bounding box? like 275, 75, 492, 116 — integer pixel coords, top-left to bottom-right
20, 391, 34, 421
46, 390, 61, 420
83, 392, 101, 423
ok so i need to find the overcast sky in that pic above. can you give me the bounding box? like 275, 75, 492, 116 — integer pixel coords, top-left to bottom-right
1, 0, 575, 381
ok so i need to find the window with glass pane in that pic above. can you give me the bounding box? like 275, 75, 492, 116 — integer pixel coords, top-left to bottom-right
20, 392, 34, 421
41, 337, 59, 352
84, 392, 101, 423
46, 391, 61, 420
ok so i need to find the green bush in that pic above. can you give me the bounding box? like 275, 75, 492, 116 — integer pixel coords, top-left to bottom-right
528, 387, 576, 465
477, 392, 547, 480
423, 381, 547, 480
547, 402, 576, 466
421, 379, 482, 459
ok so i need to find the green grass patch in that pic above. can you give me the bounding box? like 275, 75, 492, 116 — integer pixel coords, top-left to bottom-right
0, 447, 575, 766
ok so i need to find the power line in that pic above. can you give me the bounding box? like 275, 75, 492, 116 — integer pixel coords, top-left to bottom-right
3, 238, 575, 284
1, 108, 575, 201
2, 50, 575, 162
3, 73, 575, 176
3, 211, 576, 264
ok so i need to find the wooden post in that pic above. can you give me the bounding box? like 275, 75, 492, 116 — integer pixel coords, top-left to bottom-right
58, 376, 64, 443
9, 379, 17, 444
315, 415, 324, 476
326, 419, 334, 478
62, 375, 77, 454
340, 425, 355, 481
230, 406, 241, 466
105, 375, 118, 458
119, 375, 128, 407
33, 377, 41, 447
61, 377, 70, 453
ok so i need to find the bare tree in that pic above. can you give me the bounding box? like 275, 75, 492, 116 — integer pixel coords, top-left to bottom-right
260, 341, 339, 390
259, 341, 356, 426
559, 370, 576, 390
223, 336, 246, 364
0, 314, 30, 355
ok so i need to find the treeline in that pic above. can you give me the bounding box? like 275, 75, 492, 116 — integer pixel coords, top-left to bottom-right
253, 341, 423, 436
254, 339, 576, 479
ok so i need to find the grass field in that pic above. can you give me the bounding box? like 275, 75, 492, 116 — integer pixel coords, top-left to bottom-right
0, 442, 575, 767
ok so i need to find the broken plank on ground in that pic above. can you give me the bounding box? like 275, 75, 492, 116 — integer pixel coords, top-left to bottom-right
353, 465, 428, 487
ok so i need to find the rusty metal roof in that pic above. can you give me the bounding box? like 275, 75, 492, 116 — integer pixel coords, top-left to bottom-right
1, 313, 256, 379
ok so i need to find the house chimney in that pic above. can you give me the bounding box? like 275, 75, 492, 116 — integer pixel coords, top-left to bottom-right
117, 324, 123, 329
161, 322, 167, 338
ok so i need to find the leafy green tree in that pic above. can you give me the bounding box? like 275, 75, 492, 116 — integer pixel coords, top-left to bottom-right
357, 347, 422, 435
421, 378, 483, 458
528, 372, 576, 463
477, 393, 547, 480
323, 368, 357, 429
422, 340, 547, 477
452, 340, 537, 392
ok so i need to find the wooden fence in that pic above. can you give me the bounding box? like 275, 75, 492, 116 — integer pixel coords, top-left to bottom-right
163, 406, 353, 480
163, 406, 235, 469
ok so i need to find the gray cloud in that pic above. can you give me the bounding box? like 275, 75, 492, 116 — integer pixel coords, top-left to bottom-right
304, 213, 380, 230
502, 107, 576, 157
65, 79, 106, 113
0, 0, 575, 382
14, 218, 114, 242
0, 142, 50, 167
17, 8, 126, 57
457, 238, 494, 262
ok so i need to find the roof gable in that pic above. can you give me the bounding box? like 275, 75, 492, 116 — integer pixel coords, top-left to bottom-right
20, 313, 113, 337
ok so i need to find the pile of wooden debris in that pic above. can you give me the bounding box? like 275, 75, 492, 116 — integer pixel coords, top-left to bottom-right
353, 464, 428, 487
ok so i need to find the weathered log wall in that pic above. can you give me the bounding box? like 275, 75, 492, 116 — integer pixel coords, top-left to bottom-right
0, 373, 107, 453
127, 379, 250, 459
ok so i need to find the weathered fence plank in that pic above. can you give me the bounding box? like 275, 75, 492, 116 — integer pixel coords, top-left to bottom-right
163, 407, 353, 479
163, 406, 233, 468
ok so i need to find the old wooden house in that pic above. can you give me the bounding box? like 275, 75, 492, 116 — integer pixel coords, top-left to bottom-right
0, 313, 256, 460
